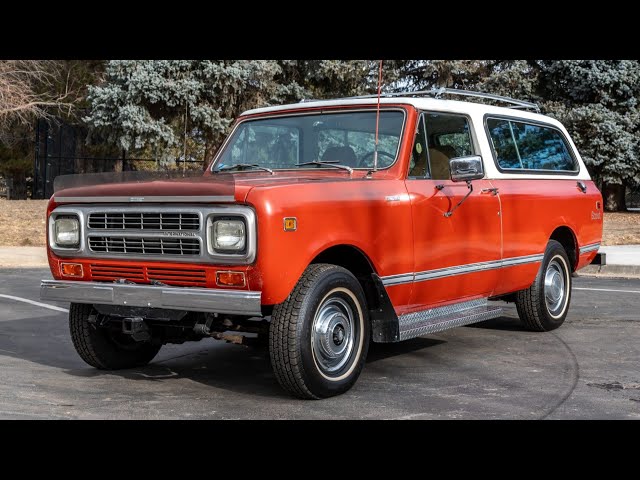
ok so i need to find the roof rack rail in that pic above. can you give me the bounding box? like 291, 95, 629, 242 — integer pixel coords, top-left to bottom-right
431, 88, 540, 113
304, 88, 540, 113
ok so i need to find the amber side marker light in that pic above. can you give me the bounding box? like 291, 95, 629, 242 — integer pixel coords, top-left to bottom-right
283, 217, 297, 231
61, 263, 83, 277
216, 271, 246, 287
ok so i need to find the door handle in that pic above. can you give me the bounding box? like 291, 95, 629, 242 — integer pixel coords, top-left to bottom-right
577, 181, 587, 193
481, 187, 499, 195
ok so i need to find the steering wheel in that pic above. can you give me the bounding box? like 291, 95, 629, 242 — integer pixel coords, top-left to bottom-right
358, 150, 395, 168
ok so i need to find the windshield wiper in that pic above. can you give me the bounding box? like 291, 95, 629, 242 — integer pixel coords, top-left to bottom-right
215, 163, 274, 174
296, 160, 353, 174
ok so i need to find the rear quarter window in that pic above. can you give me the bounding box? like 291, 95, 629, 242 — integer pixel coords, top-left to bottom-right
486, 117, 577, 173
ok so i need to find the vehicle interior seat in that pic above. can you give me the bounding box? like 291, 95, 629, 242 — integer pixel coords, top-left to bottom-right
273, 133, 297, 167
435, 145, 458, 159
428, 148, 452, 180
321, 146, 358, 167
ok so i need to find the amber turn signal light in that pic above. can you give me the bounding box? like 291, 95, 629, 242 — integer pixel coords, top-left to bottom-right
216, 271, 246, 287
61, 263, 83, 277
283, 217, 297, 231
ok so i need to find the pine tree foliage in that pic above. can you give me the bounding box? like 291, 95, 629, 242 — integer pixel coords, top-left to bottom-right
2, 59, 636, 209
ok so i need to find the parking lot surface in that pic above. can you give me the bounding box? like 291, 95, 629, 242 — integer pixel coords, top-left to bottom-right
1, 268, 639, 419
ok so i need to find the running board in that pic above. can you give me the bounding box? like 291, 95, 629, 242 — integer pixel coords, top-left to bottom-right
398, 298, 502, 341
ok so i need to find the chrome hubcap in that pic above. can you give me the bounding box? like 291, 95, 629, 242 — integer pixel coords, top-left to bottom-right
544, 259, 566, 313
311, 296, 356, 375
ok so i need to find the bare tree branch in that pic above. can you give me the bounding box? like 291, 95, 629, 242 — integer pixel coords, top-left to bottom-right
0, 60, 79, 131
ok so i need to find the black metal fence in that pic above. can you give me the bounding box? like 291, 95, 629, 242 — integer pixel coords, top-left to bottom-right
627, 187, 640, 209
0, 176, 9, 198
32, 118, 205, 199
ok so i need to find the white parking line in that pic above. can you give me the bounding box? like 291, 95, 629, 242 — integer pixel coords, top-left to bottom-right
0, 294, 69, 313
573, 287, 640, 294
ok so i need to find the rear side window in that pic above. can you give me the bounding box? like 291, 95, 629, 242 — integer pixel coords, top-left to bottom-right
486, 118, 577, 172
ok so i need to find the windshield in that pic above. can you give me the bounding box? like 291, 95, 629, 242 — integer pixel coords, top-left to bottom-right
212, 110, 405, 172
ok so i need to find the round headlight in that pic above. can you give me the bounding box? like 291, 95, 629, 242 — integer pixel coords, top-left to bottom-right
210, 219, 246, 252
54, 216, 80, 247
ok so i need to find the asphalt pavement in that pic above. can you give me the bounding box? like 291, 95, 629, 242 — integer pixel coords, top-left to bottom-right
0, 267, 639, 419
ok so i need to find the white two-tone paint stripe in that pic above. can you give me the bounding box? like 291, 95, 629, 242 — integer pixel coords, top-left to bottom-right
0, 294, 69, 313
382, 253, 544, 287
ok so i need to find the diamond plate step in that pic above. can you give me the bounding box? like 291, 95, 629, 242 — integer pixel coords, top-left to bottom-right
398, 298, 502, 341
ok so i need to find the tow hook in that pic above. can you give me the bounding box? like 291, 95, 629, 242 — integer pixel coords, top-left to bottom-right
122, 317, 151, 342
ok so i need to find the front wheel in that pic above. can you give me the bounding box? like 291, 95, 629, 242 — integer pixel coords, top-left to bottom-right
69, 303, 161, 369
515, 240, 572, 331
269, 264, 370, 399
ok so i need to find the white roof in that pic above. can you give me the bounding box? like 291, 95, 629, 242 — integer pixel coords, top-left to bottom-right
242, 96, 563, 129
241, 95, 590, 181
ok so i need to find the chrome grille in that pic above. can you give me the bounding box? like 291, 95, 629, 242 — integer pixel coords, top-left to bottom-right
50, 205, 256, 265
88, 236, 200, 256
88, 212, 200, 230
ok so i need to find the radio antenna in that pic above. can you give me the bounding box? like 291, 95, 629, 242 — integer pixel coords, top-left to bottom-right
372, 60, 383, 173
182, 101, 188, 175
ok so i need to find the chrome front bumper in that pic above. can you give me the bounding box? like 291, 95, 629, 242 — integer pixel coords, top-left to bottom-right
40, 280, 262, 316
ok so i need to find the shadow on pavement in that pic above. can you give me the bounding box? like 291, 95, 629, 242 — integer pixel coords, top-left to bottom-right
468, 315, 527, 331
65, 337, 449, 399
0, 307, 521, 399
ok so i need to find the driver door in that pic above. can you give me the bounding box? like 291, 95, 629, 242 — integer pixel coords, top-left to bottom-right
406, 111, 502, 309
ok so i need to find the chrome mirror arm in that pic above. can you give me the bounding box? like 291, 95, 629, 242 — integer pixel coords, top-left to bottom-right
444, 180, 473, 218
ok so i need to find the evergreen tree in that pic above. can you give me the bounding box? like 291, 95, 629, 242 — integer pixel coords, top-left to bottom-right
84, 60, 377, 166
85, 60, 284, 165
3, 59, 635, 210
540, 60, 640, 210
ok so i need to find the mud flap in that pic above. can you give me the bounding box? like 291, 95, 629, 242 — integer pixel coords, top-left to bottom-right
370, 273, 400, 343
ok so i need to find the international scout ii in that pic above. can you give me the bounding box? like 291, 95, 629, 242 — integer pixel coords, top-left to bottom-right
41, 89, 604, 399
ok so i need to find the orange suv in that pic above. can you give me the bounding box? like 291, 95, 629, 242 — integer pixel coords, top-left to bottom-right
41, 89, 604, 398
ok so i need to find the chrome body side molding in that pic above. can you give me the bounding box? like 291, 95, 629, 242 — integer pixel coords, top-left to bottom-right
579, 243, 600, 255
381, 253, 544, 287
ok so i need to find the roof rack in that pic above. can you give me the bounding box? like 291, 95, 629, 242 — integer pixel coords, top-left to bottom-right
300, 88, 540, 113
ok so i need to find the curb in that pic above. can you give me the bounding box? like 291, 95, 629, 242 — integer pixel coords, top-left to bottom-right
578, 264, 640, 279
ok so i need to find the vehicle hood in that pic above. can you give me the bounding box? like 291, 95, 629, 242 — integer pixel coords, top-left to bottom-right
51, 171, 355, 204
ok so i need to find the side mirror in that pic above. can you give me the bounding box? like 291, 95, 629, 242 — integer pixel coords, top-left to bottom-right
449, 155, 484, 182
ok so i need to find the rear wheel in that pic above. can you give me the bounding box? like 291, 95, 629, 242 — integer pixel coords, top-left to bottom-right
269, 264, 370, 399
69, 303, 161, 369
515, 240, 572, 331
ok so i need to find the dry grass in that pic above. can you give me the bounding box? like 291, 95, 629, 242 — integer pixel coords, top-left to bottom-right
0, 198, 48, 246
0, 198, 639, 247
602, 212, 640, 246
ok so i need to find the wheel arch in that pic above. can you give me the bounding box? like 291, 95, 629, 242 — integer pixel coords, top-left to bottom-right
310, 244, 399, 342
549, 226, 578, 271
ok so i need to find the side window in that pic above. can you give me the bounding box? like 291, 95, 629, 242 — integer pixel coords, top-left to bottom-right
408, 115, 429, 177
486, 119, 521, 169
424, 113, 475, 181
487, 118, 577, 172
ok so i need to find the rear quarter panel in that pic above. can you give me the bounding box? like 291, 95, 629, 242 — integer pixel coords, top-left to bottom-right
491, 178, 603, 295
